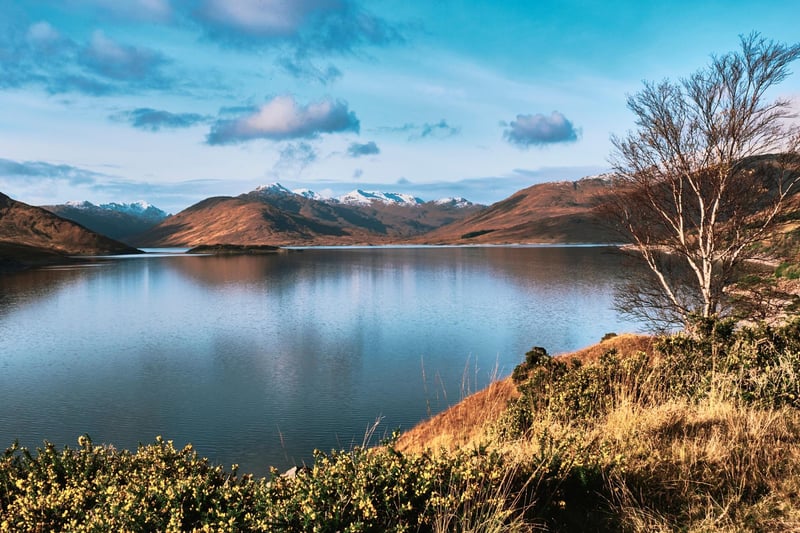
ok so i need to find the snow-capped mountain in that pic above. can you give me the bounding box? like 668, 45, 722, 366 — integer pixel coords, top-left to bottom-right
292, 188, 326, 201
63, 200, 169, 220
434, 197, 474, 208
335, 189, 424, 207
249, 183, 477, 208
253, 183, 329, 201
253, 183, 295, 196
42, 200, 170, 244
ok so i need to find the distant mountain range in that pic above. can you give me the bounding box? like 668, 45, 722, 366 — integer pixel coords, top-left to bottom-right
251, 182, 473, 209
133, 183, 483, 247
0, 175, 624, 270
0, 192, 139, 271
42, 201, 170, 245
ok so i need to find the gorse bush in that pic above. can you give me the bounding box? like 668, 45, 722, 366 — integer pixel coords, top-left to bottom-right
263, 446, 523, 532
0, 435, 595, 532
0, 436, 263, 532
500, 347, 650, 439
503, 318, 800, 440
0, 436, 623, 531
494, 318, 800, 530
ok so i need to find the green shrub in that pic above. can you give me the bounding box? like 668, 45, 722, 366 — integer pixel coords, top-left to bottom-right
776, 261, 800, 280
0, 436, 264, 532
600, 332, 617, 342
502, 319, 800, 439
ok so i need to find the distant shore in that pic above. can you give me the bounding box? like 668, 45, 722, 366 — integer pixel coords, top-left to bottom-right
186, 244, 292, 255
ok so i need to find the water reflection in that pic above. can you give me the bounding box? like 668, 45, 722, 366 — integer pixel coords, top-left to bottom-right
0, 247, 639, 473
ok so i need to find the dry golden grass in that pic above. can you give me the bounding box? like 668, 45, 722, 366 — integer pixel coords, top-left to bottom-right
554, 333, 654, 364
397, 332, 800, 530
398, 334, 654, 454
396, 378, 519, 454
601, 398, 800, 531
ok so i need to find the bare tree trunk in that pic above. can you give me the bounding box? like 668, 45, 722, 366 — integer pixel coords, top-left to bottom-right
602, 33, 800, 330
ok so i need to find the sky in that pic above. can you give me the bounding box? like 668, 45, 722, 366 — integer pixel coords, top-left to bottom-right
0, 0, 799, 214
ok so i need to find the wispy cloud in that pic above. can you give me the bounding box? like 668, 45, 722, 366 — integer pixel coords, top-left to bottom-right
79, 30, 168, 83
377, 119, 460, 141
207, 95, 360, 144
272, 141, 318, 175
191, 0, 406, 84
347, 141, 380, 157
0, 21, 174, 95
276, 55, 342, 84
110, 108, 210, 131
502, 111, 580, 147
192, 0, 404, 51
0, 158, 110, 185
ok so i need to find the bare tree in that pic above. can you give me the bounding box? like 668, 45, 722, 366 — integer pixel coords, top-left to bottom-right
605, 33, 800, 329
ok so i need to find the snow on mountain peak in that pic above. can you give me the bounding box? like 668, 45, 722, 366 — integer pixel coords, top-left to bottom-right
64, 200, 95, 209
254, 183, 294, 196
247, 184, 471, 208
99, 201, 167, 217
336, 189, 423, 206
434, 197, 473, 208
292, 188, 326, 201
60, 200, 168, 218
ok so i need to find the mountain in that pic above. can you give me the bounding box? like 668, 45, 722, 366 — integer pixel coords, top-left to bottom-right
434, 197, 474, 209
335, 189, 424, 207
256, 183, 472, 209
0, 192, 140, 270
417, 176, 620, 244
134, 184, 483, 247
43, 201, 169, 244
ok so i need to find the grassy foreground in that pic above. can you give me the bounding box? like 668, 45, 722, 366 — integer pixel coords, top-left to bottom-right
3, 321, 800, 531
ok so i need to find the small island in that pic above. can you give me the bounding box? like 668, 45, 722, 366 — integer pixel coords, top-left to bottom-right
186, 244, 292, 255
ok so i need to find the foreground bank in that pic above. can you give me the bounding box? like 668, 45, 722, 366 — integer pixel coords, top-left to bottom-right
3, 320, 800, 531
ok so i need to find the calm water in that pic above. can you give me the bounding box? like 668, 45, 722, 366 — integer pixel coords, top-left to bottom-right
0, 246, 639, 473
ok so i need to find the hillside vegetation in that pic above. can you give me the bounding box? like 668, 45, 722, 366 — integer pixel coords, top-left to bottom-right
3, 319, 800, 531
0, 192, 141, 271
416, 177, 618, 245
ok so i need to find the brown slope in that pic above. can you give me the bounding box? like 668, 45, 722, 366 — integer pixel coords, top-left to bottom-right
0, 192, 139, 258
238, 191, 484, 240
133, 195, 379, 247
416, 177, 620, 244
134, 193, 483, 247
42, 203, 167, 245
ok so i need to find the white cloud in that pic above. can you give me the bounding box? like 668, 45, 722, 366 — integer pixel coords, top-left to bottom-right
80, 30, 167, 82
197, 0, 332, 37
26, 21, 61, 44
207, 95, 360, 144
503, 111, 580, 147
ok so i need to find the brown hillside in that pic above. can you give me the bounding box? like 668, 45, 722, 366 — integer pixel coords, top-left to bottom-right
396, 334, 654, 454
416, 177, 620, 244
0, 192, 139, 258
134, 193, 483, 247
133, 196, 359, 247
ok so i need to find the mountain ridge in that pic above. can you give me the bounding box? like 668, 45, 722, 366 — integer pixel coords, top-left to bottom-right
252, 182, 475, 208
0, 192, 141, 271
133, 177, 616, 247
43, 200, 170, 245
134, 186, 484, 247
414, 176, 619, 244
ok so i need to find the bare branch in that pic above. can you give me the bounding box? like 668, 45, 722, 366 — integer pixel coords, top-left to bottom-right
602, 33, 800, 329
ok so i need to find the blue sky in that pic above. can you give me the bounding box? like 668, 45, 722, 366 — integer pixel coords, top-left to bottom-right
1, 0, 798, 213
